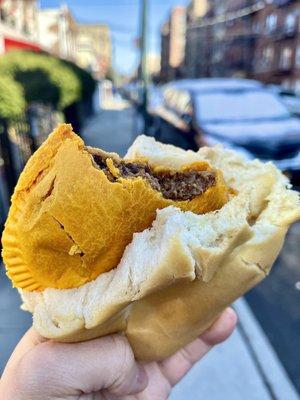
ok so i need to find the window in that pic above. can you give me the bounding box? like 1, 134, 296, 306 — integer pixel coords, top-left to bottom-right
253, 21, 260, 34
266, 13, 277, 33
285, 14, 296, 33
296, 46, 300, 67
23, 22, 29, 35
213, 50, 223, 62
295, 79, 300, 95
280, 46, 293, 70
263, 45, 274, 67
257, 46, 274, 72
0, 7, 8, 22
194, 90, 289, 124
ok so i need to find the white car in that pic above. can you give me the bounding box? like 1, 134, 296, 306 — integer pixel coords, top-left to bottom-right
162, 78, 300, 175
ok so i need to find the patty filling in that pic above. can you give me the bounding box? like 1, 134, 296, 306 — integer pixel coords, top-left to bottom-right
91, 153, 216, 201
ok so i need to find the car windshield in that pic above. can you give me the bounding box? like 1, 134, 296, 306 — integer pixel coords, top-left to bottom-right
194, 89, 290, 124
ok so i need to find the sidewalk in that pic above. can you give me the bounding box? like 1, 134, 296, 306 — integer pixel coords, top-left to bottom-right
82, 105, 140, 156
0, 267, 31, 372
172, 298, 299, 400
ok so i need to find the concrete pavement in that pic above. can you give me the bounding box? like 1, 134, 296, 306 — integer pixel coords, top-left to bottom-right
0, 266, 31, 372
82, 107, 140, 156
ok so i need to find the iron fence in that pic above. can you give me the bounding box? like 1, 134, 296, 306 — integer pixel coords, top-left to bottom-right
0, 104, 63, 235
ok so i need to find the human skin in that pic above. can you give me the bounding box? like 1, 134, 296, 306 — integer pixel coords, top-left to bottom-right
0, 307, 237, 400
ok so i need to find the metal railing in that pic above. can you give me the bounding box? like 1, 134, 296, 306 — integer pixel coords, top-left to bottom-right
0, 104, 63, 235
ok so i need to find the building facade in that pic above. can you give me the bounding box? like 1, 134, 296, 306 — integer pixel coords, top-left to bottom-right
167, 0, 300, 92
184, 0, 211, 78
183, 0, 258, 79
160, 6, 186, 82
146, 53, 161, 77
0, 1, 113, 82
75, 24, 111, 80
210, 0, 257, 77
0, 0, 40, 54
38, 5, 77, 61
253, 0, 300, 92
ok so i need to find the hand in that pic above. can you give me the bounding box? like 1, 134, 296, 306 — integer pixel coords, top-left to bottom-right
0, 308, 237, 400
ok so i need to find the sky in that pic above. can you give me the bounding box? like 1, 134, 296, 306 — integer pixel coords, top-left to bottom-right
41, 0, 188, 76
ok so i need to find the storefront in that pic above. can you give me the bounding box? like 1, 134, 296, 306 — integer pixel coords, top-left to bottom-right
3, 36, 40, 52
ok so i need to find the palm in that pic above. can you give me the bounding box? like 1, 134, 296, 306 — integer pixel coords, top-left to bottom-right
2, 309, 236, 400
99, 334, 222, 400
92, 309, 236, 400
99, 361, 172, 400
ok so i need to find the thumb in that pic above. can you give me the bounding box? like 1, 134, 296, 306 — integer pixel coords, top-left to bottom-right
16, 334, 148, 398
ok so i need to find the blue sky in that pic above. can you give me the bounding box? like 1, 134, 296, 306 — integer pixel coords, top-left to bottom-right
41, 0, 188, 75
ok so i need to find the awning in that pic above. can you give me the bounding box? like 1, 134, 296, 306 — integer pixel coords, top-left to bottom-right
4, 37, 40, 52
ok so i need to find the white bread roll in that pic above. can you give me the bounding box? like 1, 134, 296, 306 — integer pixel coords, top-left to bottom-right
20, 135, 300, 361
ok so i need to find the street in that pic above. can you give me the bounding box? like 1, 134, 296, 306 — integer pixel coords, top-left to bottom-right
0, 105, 299, 398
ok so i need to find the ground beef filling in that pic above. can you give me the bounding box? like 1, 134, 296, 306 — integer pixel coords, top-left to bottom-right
92, 154, 216, 201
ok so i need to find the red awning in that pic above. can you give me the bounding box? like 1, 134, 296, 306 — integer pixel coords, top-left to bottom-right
4, 37, 40, 52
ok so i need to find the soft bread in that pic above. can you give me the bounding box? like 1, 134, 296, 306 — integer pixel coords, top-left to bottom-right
18, 134, 300, 361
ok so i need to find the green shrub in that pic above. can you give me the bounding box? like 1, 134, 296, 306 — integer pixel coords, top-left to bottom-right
0, 51, 95, 114
0, 75, 25, 119
14, 68, 60, 106
61, 58, 96, 101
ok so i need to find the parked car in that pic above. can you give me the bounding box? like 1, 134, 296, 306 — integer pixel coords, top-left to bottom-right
146, 83, 197, 150
268, 85, 300, 117
121, 82, 144, 106
157, 78, 300, 183
193, 79, 300, 171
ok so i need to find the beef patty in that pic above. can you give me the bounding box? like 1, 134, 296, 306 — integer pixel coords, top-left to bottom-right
91, 153, 216, 201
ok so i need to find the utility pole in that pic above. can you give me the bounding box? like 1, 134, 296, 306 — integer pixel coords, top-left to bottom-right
139, 0, 149, 134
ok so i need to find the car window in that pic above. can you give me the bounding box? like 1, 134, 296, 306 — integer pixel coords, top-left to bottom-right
194, 90, 290, 123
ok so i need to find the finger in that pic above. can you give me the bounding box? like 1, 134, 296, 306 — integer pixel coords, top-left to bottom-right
17, 334, 148, 397
159, 307, 237, 386
133, 362, 172, 400
201, 307, 238, 345
2, 327, 47, 374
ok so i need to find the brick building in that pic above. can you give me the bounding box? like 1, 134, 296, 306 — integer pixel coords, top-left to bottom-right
160, 6, 186, 82
184, 0, 212, 77
165, 0, 299, 92
210, 0, 257, 77
183, 0, 258, 79
253, 0, 300, 92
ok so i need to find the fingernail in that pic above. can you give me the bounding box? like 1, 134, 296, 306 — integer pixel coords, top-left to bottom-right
225, 307, 238, 324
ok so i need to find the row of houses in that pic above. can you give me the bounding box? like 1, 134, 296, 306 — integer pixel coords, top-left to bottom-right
0, 0, 112, 80
160, 0, 300, 92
